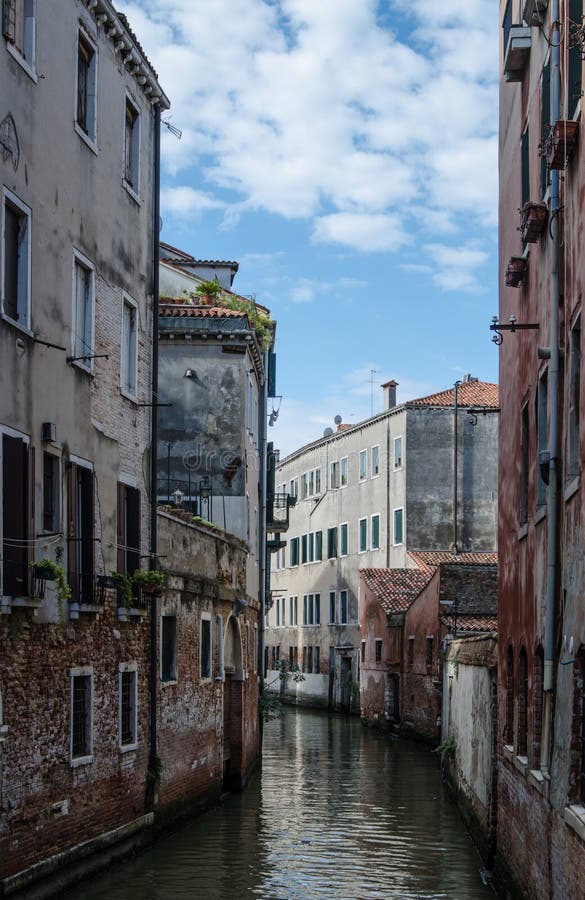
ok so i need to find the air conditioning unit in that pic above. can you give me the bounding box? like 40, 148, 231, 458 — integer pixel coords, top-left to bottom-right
523, 0, 548, 26
41, 422, 57, 442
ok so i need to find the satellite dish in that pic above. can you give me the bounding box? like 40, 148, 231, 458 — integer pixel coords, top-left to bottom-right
323, 427, 334, 437
333, 414, 342, 425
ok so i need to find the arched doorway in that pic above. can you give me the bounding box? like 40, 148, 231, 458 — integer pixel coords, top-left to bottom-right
223, 615, 244, 789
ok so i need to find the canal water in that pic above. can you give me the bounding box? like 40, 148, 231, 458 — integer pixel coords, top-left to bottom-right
76, 709, 491, 900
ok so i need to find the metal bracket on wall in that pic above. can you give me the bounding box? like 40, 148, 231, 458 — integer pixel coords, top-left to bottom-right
490, 315, 540, 345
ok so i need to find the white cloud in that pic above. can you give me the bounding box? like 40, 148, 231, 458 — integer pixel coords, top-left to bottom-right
313, 213, 409, 253
161, 186, 226, 217
423, 242, 489, 292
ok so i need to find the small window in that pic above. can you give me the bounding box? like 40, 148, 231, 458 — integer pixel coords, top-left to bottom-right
375, 639, 382, 663
2, 188, 31, 329
520, 404, 529, 524
43, 452, 59, 533
307, 646, 313, 673
3, 0, 36, 71
71, 670, 92, 761
394, 436, 403, 469
161, 615, 177, 682
301, 533, 308, 564
425, 636, 434, 671
315, 467, 321, 494
308, 532, 314, 562
340, 590, 348, 625
371, 514, 380, 550
290, 537, 299, 566
72, 253, 95, 369
329, 591, 336, 624
315, 530, 323, 561
117, 482, 140, 577
314, 593, 321, 625
371, 446, 380, 477
340, 522, 348, 556
124, 96, 140, 193
407, 636, 414, 670
393, 508, 404, 545
359, 449, 367, 480
76, 29, 97, 142
361, 641, 366, 664
330, 460, 339, 489
121, 296, 138, 398
307, 593, 314, 625
303, 595, 308, 625
340, 457, 348, 486
359, 517, 368, 552
119, 667, 137, 748
301, 473, 308, 499
201, 617, 212, 678
327, 526, 337, 559
314, 646, 320, 674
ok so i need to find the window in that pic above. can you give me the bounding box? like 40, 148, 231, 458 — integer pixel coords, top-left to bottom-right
340, 522, 348, 556
340, 457, 348, 486
340, 590, 348, 625
520, 404, 529, 524
290, 537, 299, 566
570, 648, 585, 802
76, 29, 97, 143
301, 473, 308, 499
290, 478, 298, 498
303, 595, 308, 625
3, 0, 36, 71
371, 515, 380, 550
314, 593, 320, 625
327, 526, 337, 559
375, 639, 382, 663
329, 591, 336, 624
425, 636, 434, 672
307, 646, 313, 674
308, 532, 314, 563
43, 453, 59, 533
568, 317, 581, 477
315, 468, 321, 494
521, 125, 530, 211
517, 647, 528, 757
301, 533, 308, 564
533, 647, 544, 766
361, 641, 366, 664
72, 253, 95, 369
393, 508, 404, 545
394, 436, 403, 468
289, 596, 297, 625
124, 96, 140, 193
161, 615, 177, 682
281, 596, 286, 627
117, 482, 140, 577
505, 646, 514, 746
540, 58, 550, 198
308, 470, 314, 496
315, 530, 323, 561
67, 461, 94, 604
359, 517, 368, 552
359, 449, 367, 480
2, 188, 31, 329
314, 646, 320, 674
71, 668, 92, 762
407, 636, 414, 671
119, 665, 137, 748
121, 296, 138, 398
371, 446, 380, 477
276, 598, 280, 627
1, 430, 33, 597
201, 616, 211, 678
536, 370, 548, 507
330, 460, 339, 489
253, 625, 258, 673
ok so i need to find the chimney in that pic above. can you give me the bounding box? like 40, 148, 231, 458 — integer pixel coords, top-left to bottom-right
273, 449, 280, 464
381, 380, 398, 410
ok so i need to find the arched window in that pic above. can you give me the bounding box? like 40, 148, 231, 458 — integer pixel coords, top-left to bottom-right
505, 646, 514, 746
533, 646, 544, 767
517, 647, 528, 757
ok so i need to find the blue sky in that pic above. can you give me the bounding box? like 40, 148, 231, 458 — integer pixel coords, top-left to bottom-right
119, 0, 499, 455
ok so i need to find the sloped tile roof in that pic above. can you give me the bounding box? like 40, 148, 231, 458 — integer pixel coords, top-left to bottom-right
361, 567, 434, 614
410, 381, 499, 409
450, 615, 497, 633
408, 550, 498, 569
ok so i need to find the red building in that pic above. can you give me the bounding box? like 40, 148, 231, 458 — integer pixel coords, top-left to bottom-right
498, 2, 585, 896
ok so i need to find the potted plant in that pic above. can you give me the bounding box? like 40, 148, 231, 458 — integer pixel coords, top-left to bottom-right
194, 280, 223, 306
32, 548, 71, 629
112, 572, 133, 609
505, 255, 528, 288
546, 119, 579, 170
520, 201, 548, 243
132, 568, 167, 595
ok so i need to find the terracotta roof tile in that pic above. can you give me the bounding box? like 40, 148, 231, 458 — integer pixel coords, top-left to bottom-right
410, 381, 499, 409
159, 303, 248, 319
361, 568, 434, 614
408, 550, 498, 569
449, 615, 497, 633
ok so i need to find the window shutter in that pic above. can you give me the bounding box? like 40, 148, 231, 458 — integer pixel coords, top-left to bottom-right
2, 0, 16, 42
67, 463, 78, 598
26, 443, 35, 573
117, 482, 125, 573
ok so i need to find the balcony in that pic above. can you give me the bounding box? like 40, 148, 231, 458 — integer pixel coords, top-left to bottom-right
546, 120, 579, 170
505, 255, 529, 288
504, 25, 531, 82
520, 201, 548, 243
266, 492, 297, 533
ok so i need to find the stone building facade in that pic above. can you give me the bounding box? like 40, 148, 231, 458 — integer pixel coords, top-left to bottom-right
266, 378, 499, 710
497, 1, 585, 896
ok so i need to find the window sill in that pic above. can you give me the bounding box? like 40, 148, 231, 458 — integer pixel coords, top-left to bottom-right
1, 313, 33, 338
565, 475, 580, 502
119, 742, 138, 754
74, 123, 98, 155
71, 754, 93, 768
528, 768, 550, 797
69, 602, 103, 619
534, 505, 547, 525
70, 359, 94, 377
514, 754, 528, 776
565, 804, 585, 841
518, 523, 528, 541
117, 606, 147, 622
120, 388, 138, 405
122, 180, 142, 206
503, 744, 515, 762
6, 43, 37, 82
160, 678, 177, 688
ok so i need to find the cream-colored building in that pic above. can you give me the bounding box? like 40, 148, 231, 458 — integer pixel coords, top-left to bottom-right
266, 378, 499, 710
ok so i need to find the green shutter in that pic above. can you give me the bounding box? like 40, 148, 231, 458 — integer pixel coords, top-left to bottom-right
569, 0, 583, 118
541, 59, 550, 198
521, 127, 530, 207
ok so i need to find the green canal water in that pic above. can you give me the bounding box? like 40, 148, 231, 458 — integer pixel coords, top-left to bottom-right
75, 709, 492, 899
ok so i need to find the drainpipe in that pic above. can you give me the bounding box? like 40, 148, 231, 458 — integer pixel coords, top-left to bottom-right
259, 351, 268, 693
452, 381, 461, 553
541, 1, 561, 777
148, 102, 161, 797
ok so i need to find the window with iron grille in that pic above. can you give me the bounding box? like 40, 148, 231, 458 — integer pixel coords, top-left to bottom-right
201, 617, 211, 678
119, 669, 137, 747
71, 672, 92, 760
375, 639, 382, 663
161, 615, 177, 682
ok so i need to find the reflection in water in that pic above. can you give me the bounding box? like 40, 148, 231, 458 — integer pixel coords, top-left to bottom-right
76, 710, 490, 900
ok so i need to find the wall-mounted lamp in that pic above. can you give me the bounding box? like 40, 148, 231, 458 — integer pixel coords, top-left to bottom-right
199, 476, 211, 500
490, 315, 539, 345
184, 368, 196, 379
173, 488, 183, 507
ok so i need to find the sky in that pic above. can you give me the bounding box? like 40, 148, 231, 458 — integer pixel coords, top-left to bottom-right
119, 0, 499, 456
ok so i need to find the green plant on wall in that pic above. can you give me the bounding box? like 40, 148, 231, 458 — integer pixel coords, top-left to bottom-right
112, 572, 133, 608
433, 736, 456, 760
132, 568, 167, 594
221, 295, 274, 351
32, 546, 71, 632
194, 280, 222, 298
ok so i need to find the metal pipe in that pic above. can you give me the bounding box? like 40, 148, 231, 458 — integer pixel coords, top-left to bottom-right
259, 349, 269, 693
453, 381, 461, 553
541, 0, 561, 776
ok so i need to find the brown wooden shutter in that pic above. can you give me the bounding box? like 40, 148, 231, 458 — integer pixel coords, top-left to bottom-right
2, 0, 16, 42
26, 443, 35, 574
117, 482, 125, 573
67, 462, 78, 600
127, 487, 140, 576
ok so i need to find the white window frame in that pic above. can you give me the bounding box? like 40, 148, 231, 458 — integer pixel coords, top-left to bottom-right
330, 460, 339, 489
160, 614, 178, 684
70, 666, 93, 766
75, 25, 98, 151
329, 591, 336, 625
339, 521, 348, 556
314, 467, 322, 495
71, 250, 95, 373
340, 589, 348, 625
1, 187, 31, 333
393, 507, 404, 545
120, 293, 138, 400
340, 456, 348, 487
359, 449, 368, 481
200, 612, 212, 680
5, 0, 37, 80
371, 445, 380, 478
371, 513, 380, 550
118, 662, 138, 752
358, 517, 368, 553
123, 93, 141, 200
394, 435, 403, 469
